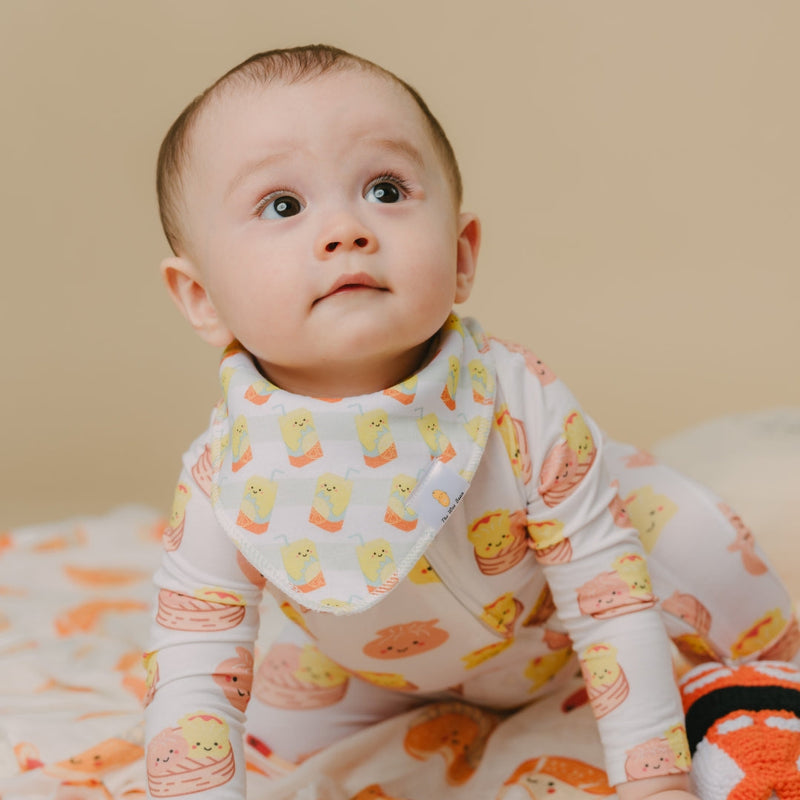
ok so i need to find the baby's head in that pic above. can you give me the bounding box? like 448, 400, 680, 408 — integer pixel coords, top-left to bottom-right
157, 44, 480, 397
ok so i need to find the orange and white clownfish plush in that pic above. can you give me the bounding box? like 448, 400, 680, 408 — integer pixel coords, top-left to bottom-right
679, 660, 800, 799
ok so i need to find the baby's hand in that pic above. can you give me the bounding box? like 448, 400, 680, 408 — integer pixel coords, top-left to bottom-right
616, 774, 698, 800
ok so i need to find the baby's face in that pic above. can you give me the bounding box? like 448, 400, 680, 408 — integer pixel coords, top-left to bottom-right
179, 69, 475, 396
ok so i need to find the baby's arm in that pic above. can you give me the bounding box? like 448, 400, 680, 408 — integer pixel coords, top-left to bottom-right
144, 443, 263, 799
496, 341, 693, 791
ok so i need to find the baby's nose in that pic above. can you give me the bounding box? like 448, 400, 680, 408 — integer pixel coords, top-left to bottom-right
315, 215, 377, 258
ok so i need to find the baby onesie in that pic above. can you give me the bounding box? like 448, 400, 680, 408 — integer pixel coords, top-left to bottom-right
144, 315, 798, 797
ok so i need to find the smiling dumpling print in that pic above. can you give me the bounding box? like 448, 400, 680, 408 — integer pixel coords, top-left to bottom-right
468, 509, 529, 574
538, 411, 596, 508
363, 619, 449, 659
213, 647, 253, 712
579, 643, 630, 718
147, 713, 234, 797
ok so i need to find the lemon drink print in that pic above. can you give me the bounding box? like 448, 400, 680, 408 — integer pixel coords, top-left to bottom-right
383, 375, 418, 406
351, 534, 398, 595
467, 359, 495, 405
416, 412, 456, 462
309, 471, 355, 532
230, 415, 253, 472
384, 473, 419, 531
244, 377, 275, 406
353, 407, 398, 467
237, 473, 281, 534
277, 407, 323, 467
440, 356, 460, 410
279, 537, 325, 593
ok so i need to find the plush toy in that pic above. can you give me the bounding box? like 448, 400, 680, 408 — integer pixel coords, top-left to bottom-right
679, 660, 800, 799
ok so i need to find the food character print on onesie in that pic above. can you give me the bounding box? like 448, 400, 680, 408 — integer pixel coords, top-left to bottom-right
147, 712, 235, 797
538, 411, 596, 508
579, 642, 630, 718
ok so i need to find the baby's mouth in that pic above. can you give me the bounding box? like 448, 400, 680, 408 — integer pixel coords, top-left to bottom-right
316, 272, 386, 303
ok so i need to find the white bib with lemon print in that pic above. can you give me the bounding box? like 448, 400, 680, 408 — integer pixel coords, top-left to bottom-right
208, 315, 496, 615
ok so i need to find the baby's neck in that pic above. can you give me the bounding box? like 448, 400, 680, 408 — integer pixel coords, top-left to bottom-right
256, 339, 434, 399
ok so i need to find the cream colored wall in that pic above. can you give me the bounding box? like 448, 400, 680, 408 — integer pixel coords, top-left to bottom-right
2, 1, 798, 528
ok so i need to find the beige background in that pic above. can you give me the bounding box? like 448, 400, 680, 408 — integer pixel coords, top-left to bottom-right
1, 1, 798, 529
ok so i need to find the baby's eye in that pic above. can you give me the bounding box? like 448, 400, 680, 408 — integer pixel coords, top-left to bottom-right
259, 193, 304, 219
365, 179, 405, 204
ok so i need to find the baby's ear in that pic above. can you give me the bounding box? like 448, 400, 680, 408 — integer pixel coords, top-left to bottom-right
454, 213, 480, 304
160, 256, 234, 347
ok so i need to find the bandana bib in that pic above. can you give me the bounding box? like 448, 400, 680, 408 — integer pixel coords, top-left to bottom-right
209, 315, 496, 614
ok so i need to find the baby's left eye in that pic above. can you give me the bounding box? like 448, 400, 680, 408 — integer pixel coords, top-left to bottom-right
365, 180, 404, 204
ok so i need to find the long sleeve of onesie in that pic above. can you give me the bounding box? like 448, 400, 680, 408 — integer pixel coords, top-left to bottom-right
144, 436, 263, 800
497, 341, 690, 786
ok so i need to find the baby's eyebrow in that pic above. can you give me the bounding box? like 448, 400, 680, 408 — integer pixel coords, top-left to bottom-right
226, 150, 294, 198
362, 137, 426, 171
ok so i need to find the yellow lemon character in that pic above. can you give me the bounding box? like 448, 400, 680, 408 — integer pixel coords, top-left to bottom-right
279, 409, 322, 467
624, 486, 679, 552
357, 539, 397, 594
231, 415, 253, 472
309, 472, 353, 532
280, 539, 325, 593
355, 409, 397, 467
417, 413, 456, 462
237, 476, 278, 534
385, 474, 418, 531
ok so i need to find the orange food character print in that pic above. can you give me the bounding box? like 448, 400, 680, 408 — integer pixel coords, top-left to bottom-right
45, 738, 144, 780
363, 619, 449, 659
497, 755, 614, 798
579, 643, 630, 718
731, 607, 798, 660
408, 555, 440, 584
468, 509, 529, 574
490, 338, 558, 386
230, 415, 253, 472
355, 409, 398, 467
278, 408, 322, 467
404, 702, 497, 786
55, 599, 148, 637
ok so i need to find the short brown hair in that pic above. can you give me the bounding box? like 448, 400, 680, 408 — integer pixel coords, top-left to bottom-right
156, 44, 463, 254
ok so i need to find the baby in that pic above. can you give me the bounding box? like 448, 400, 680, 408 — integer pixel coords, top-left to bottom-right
145, 44, 798, 800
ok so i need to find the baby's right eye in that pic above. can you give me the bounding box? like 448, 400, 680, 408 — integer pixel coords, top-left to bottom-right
259, 193, 304, 219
